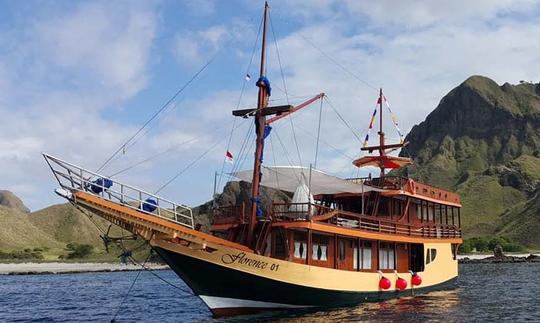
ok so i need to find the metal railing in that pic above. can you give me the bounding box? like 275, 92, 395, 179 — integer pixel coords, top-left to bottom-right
43, 153, 194, 229
273, 202, 462, 239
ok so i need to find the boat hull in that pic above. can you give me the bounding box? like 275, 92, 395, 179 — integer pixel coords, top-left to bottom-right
155, 246, 458, 317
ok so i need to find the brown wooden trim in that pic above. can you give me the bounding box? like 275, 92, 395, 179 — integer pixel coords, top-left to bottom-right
272, 221, 462, 244
381, 190, 462, 207
73, 191, 252, 251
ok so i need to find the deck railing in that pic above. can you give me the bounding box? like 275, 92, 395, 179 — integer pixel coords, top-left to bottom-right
43, 153, 194, 229
347, 176, 461, 205
272, 202, 461, 239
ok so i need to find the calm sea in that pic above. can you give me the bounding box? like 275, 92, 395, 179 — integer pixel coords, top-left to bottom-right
1, 263, 539, 322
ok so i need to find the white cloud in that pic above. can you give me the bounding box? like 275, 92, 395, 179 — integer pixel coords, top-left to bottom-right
35, 2, 156, 100
173, 23, 253, 65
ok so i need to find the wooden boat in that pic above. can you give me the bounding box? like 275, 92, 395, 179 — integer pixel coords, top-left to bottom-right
43, 2, 462, 317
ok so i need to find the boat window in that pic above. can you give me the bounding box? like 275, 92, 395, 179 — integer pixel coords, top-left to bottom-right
273, 231, 287, 258
339, 240, 346, 261
312, 243, 328, 261
353, 247, 358, 269
378, 243, 395, 270
416, 202, 422, 220
426, 248, 437, 264
361, 241, 372, 270
294, 241, 307, 259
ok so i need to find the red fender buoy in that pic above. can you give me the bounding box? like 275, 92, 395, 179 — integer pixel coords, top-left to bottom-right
412, 274, 422, 286
379, 276, 391, 290
396, 277, 407, 290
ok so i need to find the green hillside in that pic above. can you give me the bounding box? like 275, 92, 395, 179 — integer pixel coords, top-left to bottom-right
400, 76, 540, 248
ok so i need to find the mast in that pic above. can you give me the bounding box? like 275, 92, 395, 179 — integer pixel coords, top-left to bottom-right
378, 88, 385, 177
247, 1, 269, 246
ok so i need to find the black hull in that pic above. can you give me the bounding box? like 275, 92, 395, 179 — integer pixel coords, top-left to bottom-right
155, 247, 458, 316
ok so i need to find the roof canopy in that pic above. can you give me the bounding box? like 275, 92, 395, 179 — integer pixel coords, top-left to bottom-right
231, 166, 384, 195
352, 155, 412, 169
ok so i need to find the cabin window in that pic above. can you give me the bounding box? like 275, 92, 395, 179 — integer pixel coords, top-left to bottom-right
312, 243, 328, 261
339, 240, 346, 261
427, 203, 434, 222
379, 243, 395, 270
273, 231, 287, 258
353, 241, 372, 270
294, 241, 307, 259
416, 202, 422, 220
426, 248, 437, 264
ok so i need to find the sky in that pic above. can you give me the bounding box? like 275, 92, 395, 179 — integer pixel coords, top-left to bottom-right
0, 0, 539, 211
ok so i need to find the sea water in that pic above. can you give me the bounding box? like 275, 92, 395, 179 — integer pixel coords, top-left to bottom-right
1, 263, 538, 322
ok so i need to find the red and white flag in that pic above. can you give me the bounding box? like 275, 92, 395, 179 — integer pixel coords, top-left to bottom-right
225, 150, 234, 163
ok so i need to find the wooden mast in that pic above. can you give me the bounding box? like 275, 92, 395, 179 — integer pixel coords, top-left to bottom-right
378, 88, 385, 177
247, 1, 269, 246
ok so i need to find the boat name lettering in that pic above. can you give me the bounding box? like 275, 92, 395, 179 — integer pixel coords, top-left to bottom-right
221, 252, 279, 271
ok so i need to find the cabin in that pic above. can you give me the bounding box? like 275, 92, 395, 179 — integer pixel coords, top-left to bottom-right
210, 169, 462, 274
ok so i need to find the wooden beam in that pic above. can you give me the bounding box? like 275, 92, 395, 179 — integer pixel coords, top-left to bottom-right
265, 93, 324, 124
232, 105, 292, 117
361, 142, 408, 152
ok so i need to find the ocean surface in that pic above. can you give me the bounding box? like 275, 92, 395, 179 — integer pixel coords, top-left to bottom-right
1, 263, 539, 322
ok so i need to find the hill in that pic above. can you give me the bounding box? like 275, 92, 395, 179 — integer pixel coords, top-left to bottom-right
399, 76, 540, 247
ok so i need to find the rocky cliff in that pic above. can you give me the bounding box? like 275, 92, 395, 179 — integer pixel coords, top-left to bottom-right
399, 76, 540, 247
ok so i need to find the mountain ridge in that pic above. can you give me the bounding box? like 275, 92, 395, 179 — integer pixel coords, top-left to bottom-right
400, 75, 540, 247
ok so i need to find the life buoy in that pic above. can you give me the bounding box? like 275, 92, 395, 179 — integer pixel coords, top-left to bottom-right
407, 179, 417, 195
379, 277, 391, 290
411, 273, 422, 286
396, 277, 408, 290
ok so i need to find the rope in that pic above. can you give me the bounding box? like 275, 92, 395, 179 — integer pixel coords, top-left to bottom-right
314, 97, 323, 168
108, 136, 201, 178
382, 95, 405, 143
323, 96, 363, 142
110, 252, 151, 323
217, 13, 264, 191
97, 53, 219, 173
154, 134, 228, 194
127, 252, 193, 295
270, 12, 302, 167
300, 35, 378, 91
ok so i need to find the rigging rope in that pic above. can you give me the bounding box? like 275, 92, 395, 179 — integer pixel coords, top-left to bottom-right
323, 96, 363, 142
154, 126, 241, 195
217, 14, 263, 192
300, 35, 378, 91
362, 104, 378, 148
314, 97, 323, 168
382, 95, 405, 143
110, 251, 151, 323
97, 53, 219, 174
270, 12, 303, 167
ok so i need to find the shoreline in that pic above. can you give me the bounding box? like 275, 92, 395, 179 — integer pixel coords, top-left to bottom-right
0, 262, 169, 275
2, 253, 539, 275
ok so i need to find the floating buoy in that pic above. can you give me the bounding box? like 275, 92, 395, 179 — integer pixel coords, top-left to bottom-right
379, 276, 391, 290
412, 273, 422, 286
396, 277, 407, 290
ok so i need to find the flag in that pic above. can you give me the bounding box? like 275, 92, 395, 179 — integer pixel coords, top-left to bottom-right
225, 150, 234, 163
245, 74, 251, 81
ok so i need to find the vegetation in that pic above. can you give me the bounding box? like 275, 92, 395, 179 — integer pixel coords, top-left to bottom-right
0, 248, 44, 260
459, 236, 526, 253
64, 243, 94, 259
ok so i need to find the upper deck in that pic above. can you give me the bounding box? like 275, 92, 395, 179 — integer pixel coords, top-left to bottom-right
347, 176, 461, 206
